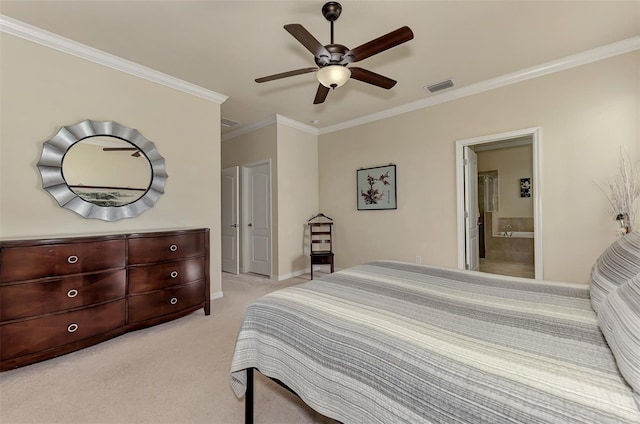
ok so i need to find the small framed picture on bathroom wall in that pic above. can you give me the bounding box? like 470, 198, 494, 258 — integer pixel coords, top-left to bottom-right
520, 178, 531, 198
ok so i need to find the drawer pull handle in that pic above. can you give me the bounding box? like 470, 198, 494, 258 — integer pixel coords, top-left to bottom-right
67, 255, 79, 264
67, 289, 79, 298
67, 323, 79, 333
170, 297, 178, 305
169, 244, 178, 252
170, 271, 178, 278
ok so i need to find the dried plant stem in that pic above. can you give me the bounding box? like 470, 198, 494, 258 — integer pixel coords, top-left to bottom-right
598, 147, 640, 233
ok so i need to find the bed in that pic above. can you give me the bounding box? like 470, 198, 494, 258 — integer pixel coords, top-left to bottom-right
230, 235, 640, 424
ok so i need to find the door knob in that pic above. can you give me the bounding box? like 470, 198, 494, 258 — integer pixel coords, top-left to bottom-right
248, 223, 253, 227
230, 224, 238, 228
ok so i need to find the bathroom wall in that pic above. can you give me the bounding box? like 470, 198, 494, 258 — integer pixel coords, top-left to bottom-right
484, 214, 534, 264
497, 217, 534, 233
477, 144, 534, 264
477, 144, 533, 219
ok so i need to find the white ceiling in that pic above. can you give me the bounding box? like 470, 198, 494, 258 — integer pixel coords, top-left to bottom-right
2, 1, 639, 135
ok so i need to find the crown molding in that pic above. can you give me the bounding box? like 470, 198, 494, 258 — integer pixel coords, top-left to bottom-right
319, 35, 640, 135
222, 114, 318, 141
4, 12, 636, 136
275, 114, 319, 135
0, 15, 228, 105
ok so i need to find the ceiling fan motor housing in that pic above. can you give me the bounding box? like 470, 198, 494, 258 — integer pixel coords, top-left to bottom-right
315, 44, 350, 67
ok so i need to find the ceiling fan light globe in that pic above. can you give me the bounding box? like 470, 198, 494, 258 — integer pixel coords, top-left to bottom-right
317, 65, 351, 88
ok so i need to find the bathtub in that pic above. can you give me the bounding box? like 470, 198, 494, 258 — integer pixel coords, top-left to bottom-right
494, 231, 534, 238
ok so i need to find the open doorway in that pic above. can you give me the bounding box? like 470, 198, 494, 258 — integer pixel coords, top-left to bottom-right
456, 128, 543, 280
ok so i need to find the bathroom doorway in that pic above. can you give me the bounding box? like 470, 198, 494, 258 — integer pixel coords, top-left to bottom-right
456, 128, 543, 280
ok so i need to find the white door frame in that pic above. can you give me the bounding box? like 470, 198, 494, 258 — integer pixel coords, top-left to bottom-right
463, 146, 480, 271
241, 159, 273, 276
455, 127, 543, 279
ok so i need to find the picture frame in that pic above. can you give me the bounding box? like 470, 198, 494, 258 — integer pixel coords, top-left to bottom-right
520, 177, 531, 198
357, 164, 397, 210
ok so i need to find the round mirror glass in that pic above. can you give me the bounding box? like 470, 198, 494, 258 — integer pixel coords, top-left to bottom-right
62, 136, 152, 207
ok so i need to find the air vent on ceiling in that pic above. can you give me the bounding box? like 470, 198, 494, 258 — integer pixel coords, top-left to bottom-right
221, 118, 240, 128
425, 79, 454, 93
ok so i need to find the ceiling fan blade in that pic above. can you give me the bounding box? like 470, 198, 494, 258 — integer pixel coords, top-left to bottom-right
284, 24, 331, 59
342, 26, 414, 64
313, 84, 330, 104
103, 147, 138, 151
255, 67, 318, 83
350, 67, 397, 89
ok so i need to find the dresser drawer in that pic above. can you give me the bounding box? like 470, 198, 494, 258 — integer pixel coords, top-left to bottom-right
0, 270, 126, 321
127, 232, 204, 265
1, 299, 126, 361
128, 258, 205, 294
128, 280, 205, 323
0, 239, 125, 283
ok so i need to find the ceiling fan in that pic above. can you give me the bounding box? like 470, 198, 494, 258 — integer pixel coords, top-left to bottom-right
255, 1, 414, 104
103, 147, 141, 157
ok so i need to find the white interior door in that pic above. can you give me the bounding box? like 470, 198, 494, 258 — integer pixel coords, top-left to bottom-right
464, 147, 480, 271
221, 166, 239, 274
245, 162, 271, 276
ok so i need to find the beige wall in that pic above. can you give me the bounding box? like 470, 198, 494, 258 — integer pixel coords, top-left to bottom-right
319, 52, 639, 283
276, 124, 319, 278
0, 34, 223, 295
222, 125, 278, 169
221, 125, 279, 276
477, 144, 533, 219
221, 122, 319, 279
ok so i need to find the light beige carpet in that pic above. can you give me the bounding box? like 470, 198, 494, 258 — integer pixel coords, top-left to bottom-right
0, 272, 338, 424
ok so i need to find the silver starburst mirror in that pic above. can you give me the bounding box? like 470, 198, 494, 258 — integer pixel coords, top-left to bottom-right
37, 119, 168, 221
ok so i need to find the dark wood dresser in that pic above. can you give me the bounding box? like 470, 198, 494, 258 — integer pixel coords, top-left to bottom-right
0, 228, 210, 371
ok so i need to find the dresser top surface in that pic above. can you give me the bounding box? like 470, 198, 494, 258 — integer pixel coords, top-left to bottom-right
0, 228, 209, 247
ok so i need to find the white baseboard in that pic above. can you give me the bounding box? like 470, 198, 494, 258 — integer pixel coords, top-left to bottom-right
277, 266, 343, 281
277, 269, 308, 281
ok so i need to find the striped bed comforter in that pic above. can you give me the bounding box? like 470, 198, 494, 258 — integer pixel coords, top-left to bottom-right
230, 261, 640, 423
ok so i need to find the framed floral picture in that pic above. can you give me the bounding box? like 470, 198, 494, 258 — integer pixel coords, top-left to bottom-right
357, 164, 397, 210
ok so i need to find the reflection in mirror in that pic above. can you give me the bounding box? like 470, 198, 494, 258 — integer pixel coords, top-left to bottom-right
62, 136, 152, 207
37, 119, 168, 221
